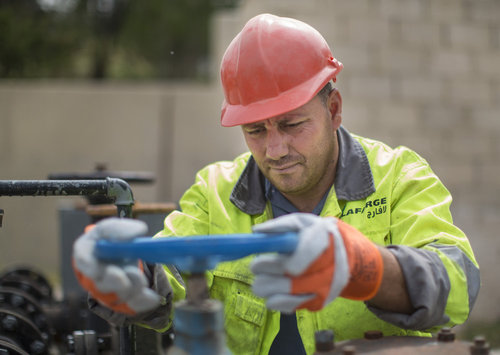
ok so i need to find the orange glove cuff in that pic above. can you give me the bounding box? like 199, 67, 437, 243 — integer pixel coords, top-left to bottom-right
72, 258, 136, 315
84, 224, 96, 233
337, 220, 384, 301
290, 234, 336, 311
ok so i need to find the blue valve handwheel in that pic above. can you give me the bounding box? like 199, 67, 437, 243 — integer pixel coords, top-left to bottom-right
94, 232, 299, 272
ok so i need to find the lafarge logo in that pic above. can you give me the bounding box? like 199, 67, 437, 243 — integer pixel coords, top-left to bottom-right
341, 197, 388, 219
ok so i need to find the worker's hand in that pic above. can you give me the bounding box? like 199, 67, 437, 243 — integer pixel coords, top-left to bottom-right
250, 213, 383, 313
72, 218, 161, 315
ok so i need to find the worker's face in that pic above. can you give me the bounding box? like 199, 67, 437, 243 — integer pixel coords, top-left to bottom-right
242, 89, 342, 200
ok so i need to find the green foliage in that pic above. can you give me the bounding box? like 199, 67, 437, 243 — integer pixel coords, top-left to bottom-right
0, 1, 85, 78
116, 0, 213, 79
0, 0, 240, 80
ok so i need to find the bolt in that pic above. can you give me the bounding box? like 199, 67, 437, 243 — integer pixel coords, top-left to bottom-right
470, 335, 490, 355
34, 314, 47, 328
26, 304, 36, 314
437, 327, 455, 342
474, 336, 487, 346
67, 335, 75, 352
10, 294, 24, 308
41, 332, 49, 342
30, 340, 46, 355
97, 337, 110, 351
364, 330, 383, 340
315, 330, 334, 352
1, 315, 18, 331
342, 345, 356, 355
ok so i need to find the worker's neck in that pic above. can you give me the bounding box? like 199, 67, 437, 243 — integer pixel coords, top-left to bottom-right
282, 149, 339, 213
282, 170, 337, 214
282, 185, 332, 213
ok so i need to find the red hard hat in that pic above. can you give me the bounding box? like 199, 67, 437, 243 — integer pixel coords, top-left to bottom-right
220, 13, 343, 127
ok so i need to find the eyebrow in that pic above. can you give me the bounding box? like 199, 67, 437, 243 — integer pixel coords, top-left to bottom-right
243, 122, 265, 129
251, 115, 305, 126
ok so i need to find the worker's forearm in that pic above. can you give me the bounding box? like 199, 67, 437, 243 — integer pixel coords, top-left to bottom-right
365, 246, 414, 314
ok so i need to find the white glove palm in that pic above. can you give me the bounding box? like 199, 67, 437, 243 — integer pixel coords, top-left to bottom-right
73, 218, 161, 315
250, 213, 350, 313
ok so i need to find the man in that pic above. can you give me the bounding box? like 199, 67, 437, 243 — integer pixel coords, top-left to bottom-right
73, 14, 480, 355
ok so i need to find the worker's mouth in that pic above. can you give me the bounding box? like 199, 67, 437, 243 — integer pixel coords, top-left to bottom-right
269, 162, 300, 173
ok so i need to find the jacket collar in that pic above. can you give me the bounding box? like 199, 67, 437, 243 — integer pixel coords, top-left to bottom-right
230, 126, 375, 215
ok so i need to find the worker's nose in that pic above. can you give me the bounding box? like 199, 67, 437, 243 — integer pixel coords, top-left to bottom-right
265, 129, 289, 160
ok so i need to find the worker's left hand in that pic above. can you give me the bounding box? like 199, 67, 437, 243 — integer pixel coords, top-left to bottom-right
72, 218, 162, 315
250, 213, 383, 313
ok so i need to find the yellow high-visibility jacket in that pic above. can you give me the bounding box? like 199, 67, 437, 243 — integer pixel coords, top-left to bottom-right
157, 126, 480, 355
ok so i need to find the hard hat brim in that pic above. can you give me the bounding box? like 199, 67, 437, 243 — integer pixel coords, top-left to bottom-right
220, 62, 341, 127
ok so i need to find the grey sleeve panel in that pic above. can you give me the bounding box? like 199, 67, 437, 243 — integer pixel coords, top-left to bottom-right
429, 243, 480, 313
89, 263, 174, 330
366, 245, 451, 330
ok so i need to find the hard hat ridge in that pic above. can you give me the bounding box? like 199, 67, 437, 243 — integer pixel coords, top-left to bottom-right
220, 13, 343, 127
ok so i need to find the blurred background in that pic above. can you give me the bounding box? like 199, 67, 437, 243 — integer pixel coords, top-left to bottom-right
0, 0, 499, 345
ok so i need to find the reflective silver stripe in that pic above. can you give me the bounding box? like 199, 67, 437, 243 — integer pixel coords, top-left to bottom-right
429, 243, 480, 314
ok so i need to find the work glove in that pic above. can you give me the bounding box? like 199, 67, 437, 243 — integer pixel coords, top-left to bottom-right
250, 213, 383, 313
72, 218, 162, 316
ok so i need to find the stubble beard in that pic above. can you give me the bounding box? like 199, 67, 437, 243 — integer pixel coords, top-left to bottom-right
264, 140, 337, 199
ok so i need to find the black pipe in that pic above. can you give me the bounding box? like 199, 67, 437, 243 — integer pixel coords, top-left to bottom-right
0, 178, 134, 210
0, 179, 107, 197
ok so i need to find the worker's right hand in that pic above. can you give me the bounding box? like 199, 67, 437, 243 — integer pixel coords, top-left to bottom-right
250, 213, 384, 313
72, 218, 161, 315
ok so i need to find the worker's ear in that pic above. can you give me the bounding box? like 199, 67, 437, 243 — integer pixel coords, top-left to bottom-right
327, 88, 342, 130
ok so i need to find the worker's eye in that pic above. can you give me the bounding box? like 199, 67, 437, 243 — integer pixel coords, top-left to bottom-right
282, 121, 304, 129
245, 127, 265, 135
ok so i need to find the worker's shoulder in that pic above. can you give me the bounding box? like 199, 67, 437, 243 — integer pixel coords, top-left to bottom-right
353, 134, 430, 168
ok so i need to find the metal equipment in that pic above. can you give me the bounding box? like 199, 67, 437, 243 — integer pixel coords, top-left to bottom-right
0, 269, 52, 355
0, 178, 135, 217
0, 178, 137, 355
324, 328, 491, 354
0, 174, 493, 354
0, 265, 112, 355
